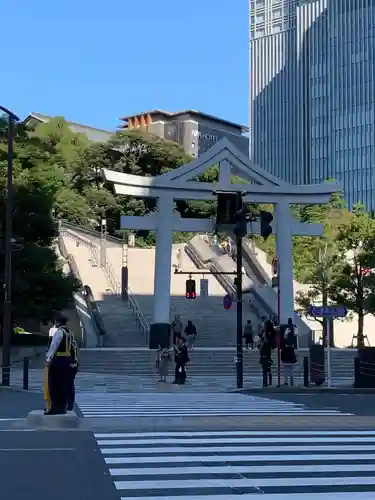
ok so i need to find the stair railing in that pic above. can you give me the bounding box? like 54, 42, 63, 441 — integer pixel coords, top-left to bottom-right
185, 241, 236, 296
59, 226, 149, 345
102, 255, 149, 344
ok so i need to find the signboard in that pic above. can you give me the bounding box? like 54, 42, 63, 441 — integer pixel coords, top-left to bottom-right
191, 129, 218, 142
200, 279, 209, 297
308, 305, 348, 318
223, 294, 233, 310
272, 257, 278, 276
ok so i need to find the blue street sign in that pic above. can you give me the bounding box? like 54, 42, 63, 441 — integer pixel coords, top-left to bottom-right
308, 305, 348, 318
223, 294, 233, 310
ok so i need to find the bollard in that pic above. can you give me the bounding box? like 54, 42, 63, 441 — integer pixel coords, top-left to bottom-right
23, 357, 29, 391
354, 357, 360, 388
303, 356, 309, 387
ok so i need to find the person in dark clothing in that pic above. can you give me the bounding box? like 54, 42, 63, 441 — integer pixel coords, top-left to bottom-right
259, 334, 273, 388
243, 320, 254, 350
264, 319, 276, 349
281, 329, 297, 386
67, 331, 79, 411
173, 335, 189, 384
285, 317, 298, 349
45, 312, 72, 415
184, 320, 197, 351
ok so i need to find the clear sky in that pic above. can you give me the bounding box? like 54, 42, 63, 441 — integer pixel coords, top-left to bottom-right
2, 0, 249, 131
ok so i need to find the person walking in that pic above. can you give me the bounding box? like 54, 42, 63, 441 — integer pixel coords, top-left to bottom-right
158, 346, 171, 382
243, 320, 254, 350
173, 336, 189, 384
281, 330, 297, 386
184, 320, 197, 351
171, 315, 183, 344
259, 334, 273, 388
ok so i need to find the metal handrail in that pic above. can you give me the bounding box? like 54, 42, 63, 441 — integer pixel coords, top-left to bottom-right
59, 226, 149, 344
185, 242, 236, 295
103, 255, 149, 344
60, 219, 124, 244
103, 256, 121, 294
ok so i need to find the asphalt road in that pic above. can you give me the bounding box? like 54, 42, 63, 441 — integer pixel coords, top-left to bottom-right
250, 392, 375, 416
0, 389, 43, 419
0, 430, 119, 500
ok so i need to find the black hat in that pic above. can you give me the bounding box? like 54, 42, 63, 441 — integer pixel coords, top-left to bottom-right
54, 311, 67, 325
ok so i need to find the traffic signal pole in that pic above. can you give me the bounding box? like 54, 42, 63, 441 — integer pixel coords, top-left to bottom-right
235, 230, 243, 389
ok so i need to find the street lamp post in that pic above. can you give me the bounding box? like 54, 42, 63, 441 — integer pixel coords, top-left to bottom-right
0, 106, 19, 386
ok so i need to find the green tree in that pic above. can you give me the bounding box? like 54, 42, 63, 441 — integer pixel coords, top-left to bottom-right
0, 174, 80, 328
295, 242, 343, 345
72, 143, 113, 192
329, 205, 375, 347
110, 129, 191, 176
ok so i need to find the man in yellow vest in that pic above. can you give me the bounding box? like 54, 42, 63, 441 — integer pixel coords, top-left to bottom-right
44, 312, 72, 415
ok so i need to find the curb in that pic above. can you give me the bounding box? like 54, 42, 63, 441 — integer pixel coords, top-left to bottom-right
27, 410, 81, 429
0, 386, 40, 394
231, 387, 375, 394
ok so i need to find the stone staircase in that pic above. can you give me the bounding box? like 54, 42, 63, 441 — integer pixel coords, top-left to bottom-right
106, 243, 259, 348
76, 347, 357, 384
60, 229, 146, 347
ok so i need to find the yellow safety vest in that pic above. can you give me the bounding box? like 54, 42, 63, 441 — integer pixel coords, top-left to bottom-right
55, 328, 72, 358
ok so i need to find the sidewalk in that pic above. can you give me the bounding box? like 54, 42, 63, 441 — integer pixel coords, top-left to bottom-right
0, 430, 119, 500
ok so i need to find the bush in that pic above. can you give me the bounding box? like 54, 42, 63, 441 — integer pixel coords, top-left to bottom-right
11, 332, 49, 346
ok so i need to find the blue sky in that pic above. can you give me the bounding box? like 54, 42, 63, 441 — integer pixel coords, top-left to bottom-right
2, 0, 249, 131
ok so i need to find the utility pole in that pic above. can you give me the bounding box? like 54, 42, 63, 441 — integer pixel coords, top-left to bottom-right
233, 192, 248, 389
235, 227, 243, 388
0, 106, 19, 387
214, 190, 248, 389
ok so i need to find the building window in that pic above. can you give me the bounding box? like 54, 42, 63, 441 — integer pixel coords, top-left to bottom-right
272, 23, 282, 33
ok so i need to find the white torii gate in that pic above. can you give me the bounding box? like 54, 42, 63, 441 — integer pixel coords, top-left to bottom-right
103, 138, 340, 345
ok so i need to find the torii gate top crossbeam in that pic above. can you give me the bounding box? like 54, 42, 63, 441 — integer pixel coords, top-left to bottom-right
102, 137, 341, 205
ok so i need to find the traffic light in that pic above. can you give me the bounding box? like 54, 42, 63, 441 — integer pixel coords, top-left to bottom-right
260, 210, 273, 240
216, 192, 238, 225
234, 208, 247, 237
185, 279, 196, 299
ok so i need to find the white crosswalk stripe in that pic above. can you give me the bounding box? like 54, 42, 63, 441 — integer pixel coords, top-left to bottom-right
94, 430, 375, 498
77, 392, 352, 417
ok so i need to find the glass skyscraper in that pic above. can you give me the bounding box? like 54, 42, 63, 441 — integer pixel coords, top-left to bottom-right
250, 0, 375, 211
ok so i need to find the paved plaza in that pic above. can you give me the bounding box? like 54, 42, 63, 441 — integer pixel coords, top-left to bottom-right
9, 368, 354, 393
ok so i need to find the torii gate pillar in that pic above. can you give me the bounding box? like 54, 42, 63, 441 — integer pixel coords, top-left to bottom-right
149, 195, 174, 348
275, 201, 294, 323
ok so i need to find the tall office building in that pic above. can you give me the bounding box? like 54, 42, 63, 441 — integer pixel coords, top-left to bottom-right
250, 0, 375, 211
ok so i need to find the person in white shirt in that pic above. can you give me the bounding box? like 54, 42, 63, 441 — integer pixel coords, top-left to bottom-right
45, 312, 73, 415
48, 325, 57, 339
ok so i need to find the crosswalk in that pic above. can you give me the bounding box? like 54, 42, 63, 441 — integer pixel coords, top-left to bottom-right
94, 430, 375, 498
77, 392, 352, 417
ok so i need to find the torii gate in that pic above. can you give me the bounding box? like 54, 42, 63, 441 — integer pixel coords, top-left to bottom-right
103, 138, 340, 345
